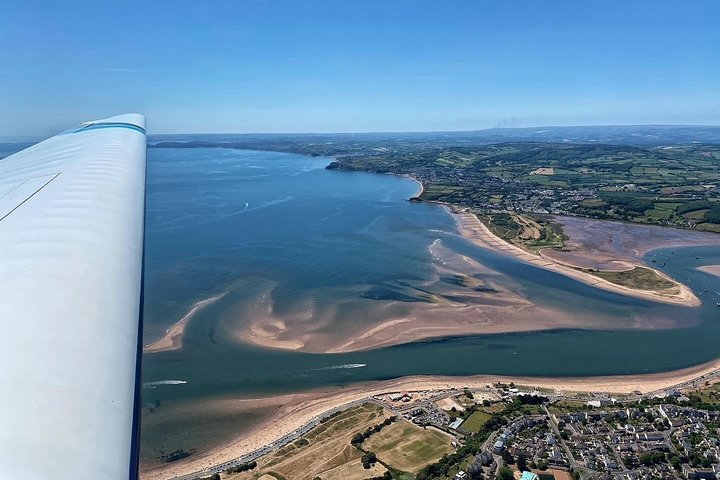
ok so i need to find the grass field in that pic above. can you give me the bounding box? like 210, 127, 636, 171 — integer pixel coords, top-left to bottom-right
460, 410, 492, 432
588, 266, 677, 292
363, 420, 454, 474
482, 213, 566, 253
226, 403, 387, 480
697, 223, 720, 233
691, 382, 720, 406
547, 400, 589, 414
317, 457, 387, 480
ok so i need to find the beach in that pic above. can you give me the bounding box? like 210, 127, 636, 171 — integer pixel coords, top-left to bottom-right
141, 358, 720, 480
140, 148, 720, 480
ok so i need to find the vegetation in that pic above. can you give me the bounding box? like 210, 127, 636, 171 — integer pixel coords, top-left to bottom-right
480, 212, 566, 252
152, 133, 720, 233
361, 451, 378, 469
496, 466, 514, 480
589, 266, 677, 292
415, 398, 538, 479
350, 416, 397, 446
363, 420, 454, 474
460, 410, 492, 433
323, 142, 720, 232
224, 460, 257, 473
230, 403, 386, 480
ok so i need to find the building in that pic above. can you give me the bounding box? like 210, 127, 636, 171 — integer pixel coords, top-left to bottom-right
493, 440, 505, 454
449, 418, 464, 430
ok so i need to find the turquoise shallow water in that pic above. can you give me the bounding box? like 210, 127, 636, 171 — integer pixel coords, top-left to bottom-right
140, 147, 720, 462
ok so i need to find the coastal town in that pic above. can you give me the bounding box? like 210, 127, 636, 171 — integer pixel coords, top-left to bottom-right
162, 366, 720, 480
139, 137, 720, 480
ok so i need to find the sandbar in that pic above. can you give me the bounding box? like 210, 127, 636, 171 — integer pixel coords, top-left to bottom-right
698, 265, 720, 277
144, 293, 227, 354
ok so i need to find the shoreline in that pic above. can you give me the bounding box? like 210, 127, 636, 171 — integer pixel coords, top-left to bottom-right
408, 175, 424, 197
141, 358, 720, 480
144, 293, 227, 354
451, 209, 700, 307
697, 265, 720, 278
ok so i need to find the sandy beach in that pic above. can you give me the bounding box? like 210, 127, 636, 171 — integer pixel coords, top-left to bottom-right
698, 265, 720, 277
452, 210, 700, 307
141, 358, 720, 480
144, 293, 227, 354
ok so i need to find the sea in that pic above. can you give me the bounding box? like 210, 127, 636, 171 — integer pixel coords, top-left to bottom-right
140, 147, 720, 465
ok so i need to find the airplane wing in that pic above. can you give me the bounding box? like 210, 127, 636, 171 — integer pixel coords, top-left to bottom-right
0, 114, 146, 479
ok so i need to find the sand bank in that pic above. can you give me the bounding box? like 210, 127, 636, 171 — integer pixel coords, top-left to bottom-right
698, 265, 720, 277
240, 238, 682, 354
141, 358, 720, 480
453, 210, 699, 307
237, 233, 693, 354
144, 293, 227, 354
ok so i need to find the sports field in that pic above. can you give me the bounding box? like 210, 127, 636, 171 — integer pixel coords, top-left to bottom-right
363, 420, 454, 473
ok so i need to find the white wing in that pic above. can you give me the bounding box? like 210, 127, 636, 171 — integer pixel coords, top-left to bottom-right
0, 114, 146, 479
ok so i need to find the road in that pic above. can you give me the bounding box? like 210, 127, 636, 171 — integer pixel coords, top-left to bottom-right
165, 370, 720, 479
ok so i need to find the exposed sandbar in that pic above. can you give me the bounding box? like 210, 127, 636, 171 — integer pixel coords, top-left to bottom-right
237, 239, 680, 354
144, 293, 227, 354
698, 265, 720, 277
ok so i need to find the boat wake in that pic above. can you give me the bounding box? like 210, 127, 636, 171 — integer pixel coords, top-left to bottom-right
316, 363, 367, 370
142, 380, 188, 388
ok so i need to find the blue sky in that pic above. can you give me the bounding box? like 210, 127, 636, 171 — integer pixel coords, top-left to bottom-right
1, 0, 719, 136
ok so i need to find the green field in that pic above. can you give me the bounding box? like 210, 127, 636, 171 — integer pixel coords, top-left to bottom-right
589, 266, 677, 292
325, 142, 720, 233
691, 383, 720, 406
363, 420, 453, 474
481, 213, 566, 252
460, 411, 492, 432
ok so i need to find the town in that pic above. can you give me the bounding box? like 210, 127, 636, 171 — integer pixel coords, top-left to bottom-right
184, 370, 720, 480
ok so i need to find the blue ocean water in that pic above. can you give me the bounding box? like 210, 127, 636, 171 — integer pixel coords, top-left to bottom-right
140, 147, 720, 464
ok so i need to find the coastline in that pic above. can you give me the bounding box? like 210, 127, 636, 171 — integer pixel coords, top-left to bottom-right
146, 177, 703, 357
451, 209, 700, 307
141, 358, 720, 480
140, 160, 720, 480
144, 293, 227, 354
407, 175, 424, 197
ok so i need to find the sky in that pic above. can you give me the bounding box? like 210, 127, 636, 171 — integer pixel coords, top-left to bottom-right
1, 0, 719, 136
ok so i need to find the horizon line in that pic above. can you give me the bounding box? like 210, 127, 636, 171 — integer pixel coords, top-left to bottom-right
3, 122, 720, 143
148, 122, 720, 136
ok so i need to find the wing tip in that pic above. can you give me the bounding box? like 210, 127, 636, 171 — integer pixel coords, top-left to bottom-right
86, 113, 146, 130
